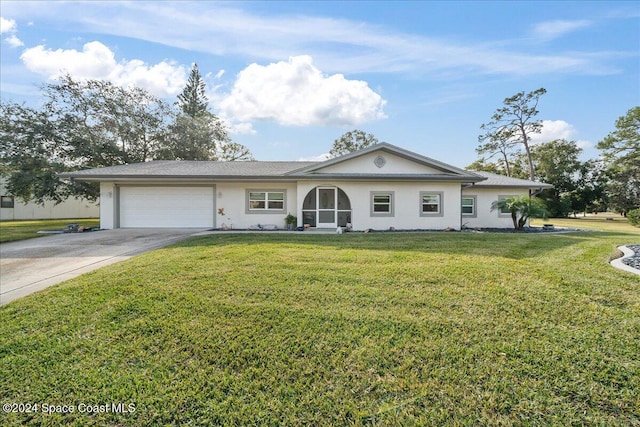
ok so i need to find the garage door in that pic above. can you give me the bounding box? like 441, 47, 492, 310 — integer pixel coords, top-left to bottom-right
119, 186, 215, 228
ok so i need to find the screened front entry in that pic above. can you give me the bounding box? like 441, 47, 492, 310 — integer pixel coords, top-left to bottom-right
302, 187, 352, 228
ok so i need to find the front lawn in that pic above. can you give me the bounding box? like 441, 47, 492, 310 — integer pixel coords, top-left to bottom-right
0, 218, 100, 244
531, 215, 637, 233
1, 229, 638, 425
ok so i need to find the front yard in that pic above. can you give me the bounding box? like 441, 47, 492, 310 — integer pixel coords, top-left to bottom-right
0, 219, 100, 244
1, 227, 638, 425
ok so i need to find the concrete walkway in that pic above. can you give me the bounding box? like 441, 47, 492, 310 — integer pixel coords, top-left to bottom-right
610, 245, 640, 276
0, 229, 202, 305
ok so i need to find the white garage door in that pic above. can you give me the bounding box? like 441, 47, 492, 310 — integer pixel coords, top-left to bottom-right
119, 186, 215, 228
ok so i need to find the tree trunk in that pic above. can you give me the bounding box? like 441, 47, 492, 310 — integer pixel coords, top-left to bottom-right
521, 125, 535, 181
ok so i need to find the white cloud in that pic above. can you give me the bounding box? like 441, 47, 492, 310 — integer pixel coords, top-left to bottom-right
0, 17, 17, 33
298, 153, 331, 162
1, 3, 620, 77
1, 16, 23, 47
5, 34, 23, 47
531, 20, 592, 41
226, 122, 256, 135
219, 55, 387, 127
20, 41, 186, 97
531, 119, 592, 149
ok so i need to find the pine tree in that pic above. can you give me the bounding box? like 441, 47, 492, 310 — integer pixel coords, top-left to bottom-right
177, 63, 208, 118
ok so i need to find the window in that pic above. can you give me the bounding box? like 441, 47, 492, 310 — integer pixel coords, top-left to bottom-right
461, 196, 476, 217
420, 192, 443, 217
246, 190, 286, 213
1, 196, 14, 209
498, 195, 516, 215
370, 192, 394, 217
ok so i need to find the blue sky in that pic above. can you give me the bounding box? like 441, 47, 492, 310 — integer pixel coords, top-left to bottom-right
1, 1, 638, 167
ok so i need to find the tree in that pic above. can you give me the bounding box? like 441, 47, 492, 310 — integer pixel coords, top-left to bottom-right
0, 75, 171, 203
42, 75, 170, 165
491, 195, 548, 230
156, 113, 224, 161
466, 158, 502, 174
177, 63, 209, 118
527, 139, 584, 217
329, 129, 379, 158
597, 106, 640, 214
0, 102, 75, 203
479, 88, 546, 181
0, 68, 253, 204
158, 63, 253, 161
476, 128, 518, 176
217, 141, 254, 161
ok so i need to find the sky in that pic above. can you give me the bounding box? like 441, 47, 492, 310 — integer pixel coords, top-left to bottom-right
1, 1, 638, 167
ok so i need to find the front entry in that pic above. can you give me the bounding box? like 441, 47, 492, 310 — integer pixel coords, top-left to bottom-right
317, 188, 337, 227
302, 186, 352, 228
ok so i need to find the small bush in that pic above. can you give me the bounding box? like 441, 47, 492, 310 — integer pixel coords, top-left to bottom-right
627, 208, 640, 227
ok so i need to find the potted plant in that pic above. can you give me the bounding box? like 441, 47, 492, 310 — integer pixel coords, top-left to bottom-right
284, 213, 297, 231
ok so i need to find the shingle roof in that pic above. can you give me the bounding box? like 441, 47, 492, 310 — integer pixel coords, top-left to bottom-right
59, 144, 549, 190
61, 160, 318, 179
469, 171, 553, 189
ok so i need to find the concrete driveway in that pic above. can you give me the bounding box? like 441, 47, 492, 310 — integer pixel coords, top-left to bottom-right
0, 229, 203, 305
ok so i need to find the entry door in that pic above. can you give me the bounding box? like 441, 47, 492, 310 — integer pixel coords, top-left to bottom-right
317, 187, 337, 228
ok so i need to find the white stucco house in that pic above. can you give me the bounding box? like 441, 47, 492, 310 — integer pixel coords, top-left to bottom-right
0, 179, 98, 221
60, 143, 552, 231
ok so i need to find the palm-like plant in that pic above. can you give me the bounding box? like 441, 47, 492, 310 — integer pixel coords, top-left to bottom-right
491, 195, 548, 230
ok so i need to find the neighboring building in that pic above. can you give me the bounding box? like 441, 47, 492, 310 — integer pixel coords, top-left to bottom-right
0, 180, 99, 221
60, 143, 552, 230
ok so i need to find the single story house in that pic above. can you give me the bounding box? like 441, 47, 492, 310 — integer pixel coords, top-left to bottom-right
0, 179, 98, 221
61, 143, 552, 230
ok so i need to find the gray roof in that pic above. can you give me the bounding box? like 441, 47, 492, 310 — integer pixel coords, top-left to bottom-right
61, 160, 317, 180
60, 144, 551, 189
469, 171, 553, 189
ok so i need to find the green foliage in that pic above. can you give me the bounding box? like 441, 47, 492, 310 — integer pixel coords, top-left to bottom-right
284, 213, 297, 226
216, 140, 254, 161
466, 158, 502, 174
597, 106, 640, 214
627, 209, 640, 227
329, 129, 379, 158
491, 195, 548, 229
1, 72, 254, 202
527, 139, 604, 217
155, 113, 226, 161
479, 88, 546, 180
1, 233, 638, 425
0, 75, 169, 203
177, 63, 209, 118
159, 64, 251, 161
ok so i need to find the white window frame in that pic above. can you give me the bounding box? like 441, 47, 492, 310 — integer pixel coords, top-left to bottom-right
461, 195, 477, 218
419, 192, 444, 217
370, 191, 394, 217
246, 190, 286, 214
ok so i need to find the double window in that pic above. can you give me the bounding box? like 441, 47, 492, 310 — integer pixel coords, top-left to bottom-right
247, 190, 286, 213
370, 192, 394, 217
461, 196, 476, 217
420, 192, 443, 217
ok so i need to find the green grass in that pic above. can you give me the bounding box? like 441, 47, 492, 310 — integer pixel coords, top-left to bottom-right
532, 215, 638, 233
0, 218, 100, 243
1, 227, 639, 425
